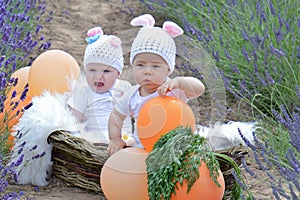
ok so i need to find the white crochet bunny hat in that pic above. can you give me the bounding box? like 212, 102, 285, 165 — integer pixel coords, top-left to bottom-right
84, 26, 124, 73
130, 14, 184, 73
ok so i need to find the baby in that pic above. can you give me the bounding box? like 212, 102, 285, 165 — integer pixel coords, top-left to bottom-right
107, 14, 205, 154
67, 26, 131, 144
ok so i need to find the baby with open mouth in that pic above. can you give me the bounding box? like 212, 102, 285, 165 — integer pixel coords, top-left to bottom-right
67, 26, 132, 144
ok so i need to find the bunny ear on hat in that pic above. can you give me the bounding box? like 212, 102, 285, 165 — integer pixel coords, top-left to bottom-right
162, 21, 184, 38
130, 14, 155, 27
109, 36, 122, 48
86, 26, 104, 44
87, 26, 104, 37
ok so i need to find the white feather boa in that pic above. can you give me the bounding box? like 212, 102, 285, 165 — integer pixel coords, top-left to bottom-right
7, 77, 133, 186
8, 91, 79, 186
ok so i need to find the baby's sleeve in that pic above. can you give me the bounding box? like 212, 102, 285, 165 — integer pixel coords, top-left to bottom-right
67, 88, 88, 114
114, 90, 131, 117
113, 79, 132, 101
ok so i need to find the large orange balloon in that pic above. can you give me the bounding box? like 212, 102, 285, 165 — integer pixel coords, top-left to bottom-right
28, 50, 80, 96
100, 148, 149, 200
171, 162, 225, 200
137, 96, 196, 152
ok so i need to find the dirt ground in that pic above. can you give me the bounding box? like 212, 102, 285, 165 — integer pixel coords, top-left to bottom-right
4, 0, 278, 199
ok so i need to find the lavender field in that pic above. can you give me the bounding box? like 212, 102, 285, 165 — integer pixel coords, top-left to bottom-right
1, 0, 299, 199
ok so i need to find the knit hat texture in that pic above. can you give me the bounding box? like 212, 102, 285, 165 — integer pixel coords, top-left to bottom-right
84, 27, 123, 73
130, 14, 184, 73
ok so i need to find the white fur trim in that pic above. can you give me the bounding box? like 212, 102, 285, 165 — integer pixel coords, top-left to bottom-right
8, 91, 79, 186
196, 121, 257, 151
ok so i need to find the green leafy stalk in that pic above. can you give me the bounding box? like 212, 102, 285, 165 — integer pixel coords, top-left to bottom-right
146, 126, 222, 200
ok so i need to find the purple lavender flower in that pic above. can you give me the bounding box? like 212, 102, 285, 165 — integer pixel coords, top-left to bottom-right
270, 44, 285, 57
241, 46, 251, 62
268, 0, 276, 16
32, 151, 46, 160
24, 102, 33, 110
15, 154, 24, 166
30, 145, 38, 151
296, 86, 300, 99
232, 171, 246, 190
241, 158, 256, 178
224, 48, 233, 60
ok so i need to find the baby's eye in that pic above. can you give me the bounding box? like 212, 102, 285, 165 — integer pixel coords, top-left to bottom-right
134, 64, 144, 68
153, 65, 160, 68
104, 69, 111, 73
88, 69, 96, 72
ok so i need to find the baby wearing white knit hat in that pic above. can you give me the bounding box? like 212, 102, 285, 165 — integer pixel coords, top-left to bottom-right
130, 14, 184, 73
84, 27, 123, 73
68, 26, 134, 144
107, 14, 206, 155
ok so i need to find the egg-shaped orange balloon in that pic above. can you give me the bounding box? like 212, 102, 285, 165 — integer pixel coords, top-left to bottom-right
0, 94, 32, 150
100, 148, 149, 200
137, 96, 196, 152
1, 94, 32, 130
6, 66, 31, 99
171, 162, 225, 200
0, 66, 32, 132
28, 49, 80, 96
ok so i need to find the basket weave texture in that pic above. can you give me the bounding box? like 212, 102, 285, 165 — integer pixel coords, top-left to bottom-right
216, 145, 249, 198
48, 130, 248, 198
48, 130, 109, 193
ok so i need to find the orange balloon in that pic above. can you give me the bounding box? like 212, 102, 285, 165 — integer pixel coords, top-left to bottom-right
137, 96, 196, 152
171, 162, 225, 200
1, 94, 32, 129
1, 67, 32, 150
7, 135, 14, 150
6, 66, 31, 99
28, 50, 80, 96
0, 94, 32, 150
100, 148, 149, 200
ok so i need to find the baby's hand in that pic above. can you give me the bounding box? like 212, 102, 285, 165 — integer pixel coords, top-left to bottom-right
158, 78, 180, 96
107, 138, 126, 155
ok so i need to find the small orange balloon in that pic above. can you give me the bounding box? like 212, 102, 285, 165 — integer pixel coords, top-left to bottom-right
1, 67, 32, 150
6, 66, 31, 98
0, 94, 32, 130
137, 96, 196, 152
7, 135, 14, 151
171, 162, 225, 200
100, 148, 149, 200
28, 50, 80, 96
0, 94, 32, 150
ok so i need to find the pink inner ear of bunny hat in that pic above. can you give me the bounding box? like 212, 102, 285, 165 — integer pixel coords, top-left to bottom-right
162, 21, 184, 38
130, 14, 184, 38
87, 26, 103, 37
130, 13, 155, 27
109, 36, 122, 48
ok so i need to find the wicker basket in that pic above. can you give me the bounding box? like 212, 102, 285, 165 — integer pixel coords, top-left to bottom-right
48, 130, 109, 194
216, 145, 249, 199
48, 130, 248, 199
